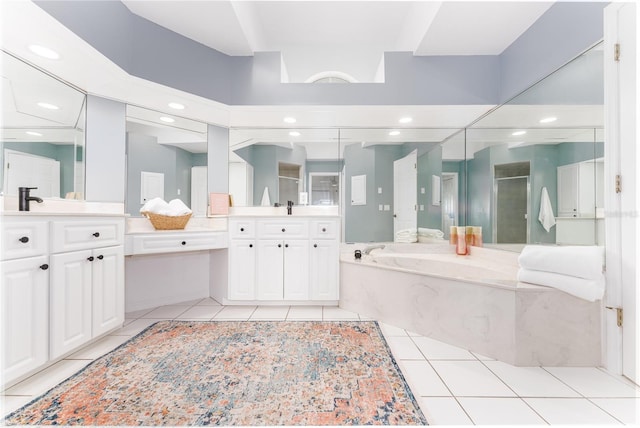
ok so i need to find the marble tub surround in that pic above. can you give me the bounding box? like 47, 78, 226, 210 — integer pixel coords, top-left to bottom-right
340, 243, 601, 367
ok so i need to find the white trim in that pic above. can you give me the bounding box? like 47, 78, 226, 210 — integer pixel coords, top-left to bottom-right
304, 71, 359, 84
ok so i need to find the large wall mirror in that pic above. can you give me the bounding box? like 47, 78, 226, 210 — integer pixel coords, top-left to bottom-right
125, 105, 208, 216
1, 51, 86, 200
467, 42, 604, 248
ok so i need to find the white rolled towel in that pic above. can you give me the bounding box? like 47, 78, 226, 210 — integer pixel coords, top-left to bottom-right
518, 245, 604, 280
140, 197, 170, 214
418, 227, 445, 239
517, 268, 605, 302
167, 198, 192, 216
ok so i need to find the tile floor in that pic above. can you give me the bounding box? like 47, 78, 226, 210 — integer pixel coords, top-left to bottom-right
2, 298, 639, 425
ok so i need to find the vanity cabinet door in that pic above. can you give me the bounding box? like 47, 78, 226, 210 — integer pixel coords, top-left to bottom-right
309, 240, 339, 300
256, 240, 284, 300
557, 164, 579, 217
283, 240, 309, 300
92, 246, 124, 337
1, 256, 49, 385
50, 250, 93, 359
228, 240, 256, 300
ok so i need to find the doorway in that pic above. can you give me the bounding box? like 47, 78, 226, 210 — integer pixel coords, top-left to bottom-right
441, 173, 458, 239
393, 150, 417, 239
493, 162, 531, 244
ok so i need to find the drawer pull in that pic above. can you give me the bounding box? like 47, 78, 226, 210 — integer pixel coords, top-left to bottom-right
314, 244, 318, 248
87, 256, 94, 262
249, 244, 253, 248
40, 264, 49, 270
322, 228, 326, 232
181, 241, 187, 246
19, 236, 29, 243
240, 227, 245, 232
92, 232, 100, 238
285, 244, 289, 248
282, 228, 286, 232
97, 255, 104, 260
278, 244, 282, 248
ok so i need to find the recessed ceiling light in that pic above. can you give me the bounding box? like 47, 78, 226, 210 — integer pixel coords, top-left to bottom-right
168, 102, 185, 110
160, 116, 175, 123
511, 130, 526, 136
539, 116, 557, 124
389, 130, 400, 136
28, 44, 60, 60
284, 117, 297, 124
289, 131, 301, 137
37, 102, 59, 110
399, 117, 413, 124
26, 131, 43, 137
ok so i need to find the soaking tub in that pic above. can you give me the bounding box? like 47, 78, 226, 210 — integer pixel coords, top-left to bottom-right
340, 243, 601, 366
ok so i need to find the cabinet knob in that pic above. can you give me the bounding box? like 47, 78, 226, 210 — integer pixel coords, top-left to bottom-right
249, 244, 253, 248
278, 244, 282, 248
181, 241, 186, 245
39, 264, 49, 270
285, 244, 289, 248
92, 232, 100, 238
240, 227, 245, 232
314, 244, 318, 248
18, 236, 29, 243
322, 228, 326, 232
87, 256, 94, 262
97, 255, 104, 260
282, 228, 286, 232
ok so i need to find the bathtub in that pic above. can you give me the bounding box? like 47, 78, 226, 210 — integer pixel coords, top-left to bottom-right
340, 243, 601, 367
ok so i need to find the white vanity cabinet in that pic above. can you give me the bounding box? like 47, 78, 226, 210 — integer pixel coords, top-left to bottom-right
557, 161, 603, 218
226, 216, 339, 303
49, 217, 124, 359
1, 220, 50, 385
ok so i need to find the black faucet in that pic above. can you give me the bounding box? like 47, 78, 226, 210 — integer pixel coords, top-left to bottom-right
287, 200, 293, 215
19, 187, 44, 211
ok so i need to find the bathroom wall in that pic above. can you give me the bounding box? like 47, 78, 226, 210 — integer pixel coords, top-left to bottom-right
417, 146, 443, 230
207, 124, 229, 194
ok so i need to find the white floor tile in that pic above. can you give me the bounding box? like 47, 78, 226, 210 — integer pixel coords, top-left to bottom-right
430, 361, 516, 397
399, 360, 451, 396
176, 298, 205, 306
544, 367, 640, 398
67, 335, 131, 360
458, 397, 547, 425
590, 398, 640, 425
484, 360, 581, 397
385, 336, 424, 360
124, 308, 154, 318
213, 305, 257, 320
1, 395, 34, 417
418, 397, 473, 425
286, 306, 323, 320
112, 318, 161, 336
250, 306, 290, 320
525, 398, 623, 425
379, 323, 408, 337
196, 297, 223, 306
412, 336, 475, 360
4, 360, 89, 396
471, 351, 495, 361
176, 305, 223, 319
323, 307, 360, 320
141, 305, 191, 319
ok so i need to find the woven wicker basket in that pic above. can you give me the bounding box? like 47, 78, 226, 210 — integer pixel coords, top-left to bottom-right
142, 212, 192, 230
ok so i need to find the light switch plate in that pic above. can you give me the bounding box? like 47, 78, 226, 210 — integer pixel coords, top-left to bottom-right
378, 204, 383, 211
421, 187, 425, 194
383, 204, 390, 211
378, 187, 382, 194
420, 205, 424, 211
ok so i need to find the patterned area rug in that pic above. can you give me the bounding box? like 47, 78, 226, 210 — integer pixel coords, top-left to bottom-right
4, 321, 427, 426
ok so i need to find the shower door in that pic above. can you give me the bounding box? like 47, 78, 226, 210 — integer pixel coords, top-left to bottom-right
495, 176, 529, 243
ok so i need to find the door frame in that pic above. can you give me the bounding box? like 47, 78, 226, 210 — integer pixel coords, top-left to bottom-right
441, 172, 459, 237
492, 175, 530, 244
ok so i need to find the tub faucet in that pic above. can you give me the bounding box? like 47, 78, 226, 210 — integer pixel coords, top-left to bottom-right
363, 244, 386, 255
18, 187, 43, 211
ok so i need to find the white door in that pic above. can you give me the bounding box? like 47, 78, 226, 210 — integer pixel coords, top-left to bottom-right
3, 150, 60, 198
256, 240, 284, 300
309, 240, 339, 300
50, 250, 93, 359
92, 246, 124, 337
393, 150, 417, 239
140, 171, 164, 204
283, 240, 309, 300
190, 166, 208, 216
228, 240, 256, 300
557, 164, 579, 217
441, 173, 458, 239
604, 2, 637, 384
1, 256, 49, 384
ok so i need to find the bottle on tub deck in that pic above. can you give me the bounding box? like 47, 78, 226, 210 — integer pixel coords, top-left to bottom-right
472, 226, 483, 247
449, 226, 458, 245
456, 226, 467, 255
465, 226, 474, 254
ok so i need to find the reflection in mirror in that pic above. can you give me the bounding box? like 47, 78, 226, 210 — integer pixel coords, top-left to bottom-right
125, 105, 208, 216
468, 42, 604, 248
229, 128, 341, 207
1, 51, 86, 200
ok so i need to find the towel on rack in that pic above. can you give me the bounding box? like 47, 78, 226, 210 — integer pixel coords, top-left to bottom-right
417, 228, 445, 239
518, 245, 604, 280
538, 187, 556, 232
517, 268, 605, 302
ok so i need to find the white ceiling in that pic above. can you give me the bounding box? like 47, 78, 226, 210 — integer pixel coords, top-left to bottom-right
121, 0, 554, 82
